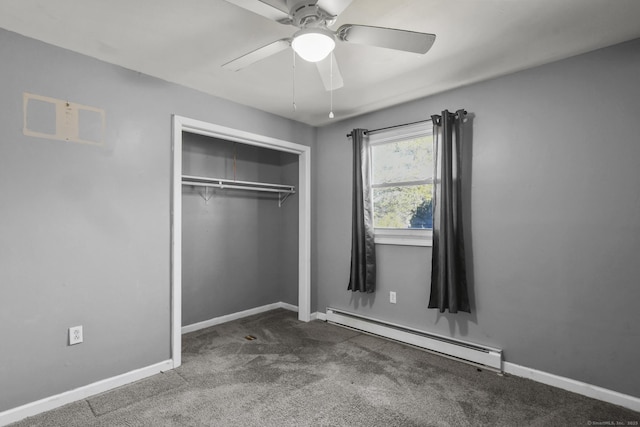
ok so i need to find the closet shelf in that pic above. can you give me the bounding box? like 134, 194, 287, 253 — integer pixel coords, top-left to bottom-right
182, 174, 295, 207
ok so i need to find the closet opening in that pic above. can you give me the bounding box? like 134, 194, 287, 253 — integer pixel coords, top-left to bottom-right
170, 116, 311, 368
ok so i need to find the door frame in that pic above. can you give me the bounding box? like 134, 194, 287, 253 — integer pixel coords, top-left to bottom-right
170, 115, 311, 368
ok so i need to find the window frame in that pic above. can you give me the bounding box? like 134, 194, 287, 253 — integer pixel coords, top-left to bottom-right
369, 122, 433, 247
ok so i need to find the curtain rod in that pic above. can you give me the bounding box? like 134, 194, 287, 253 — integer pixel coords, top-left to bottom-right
346, 118, 431, 138
346, 110, 468, 138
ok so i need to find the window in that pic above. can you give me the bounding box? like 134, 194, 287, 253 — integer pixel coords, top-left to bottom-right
370, 122, 433, 246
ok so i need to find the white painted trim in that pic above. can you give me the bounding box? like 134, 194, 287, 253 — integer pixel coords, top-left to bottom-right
374, 227, 432, 247
174, 116, 306, 154
315, 311, 327, 321
171, 115, 312, 369
181, 302, 299, 334
0, 360, 172, 427
279, 302, 299, 313
503, 362, 640, 413
368, 121, 432, 145
297, 148, 312, 321
374, 236, 432, 247
171, 116, 183, 369
326, 308, 502, 370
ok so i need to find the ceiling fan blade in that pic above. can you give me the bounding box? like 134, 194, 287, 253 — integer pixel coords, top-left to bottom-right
315, 51, 344, 91
317, 0, 354, 17
337, 25, 436, 54
258, 0, 289, 13
222, 39, 290, 71
223, 0, 290, 22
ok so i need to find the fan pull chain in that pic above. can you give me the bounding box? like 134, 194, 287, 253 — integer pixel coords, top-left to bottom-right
329, 53, 334, 119
292, 50, 297, 112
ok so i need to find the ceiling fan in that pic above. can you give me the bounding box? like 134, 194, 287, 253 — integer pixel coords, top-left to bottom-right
222, 0, 436, 91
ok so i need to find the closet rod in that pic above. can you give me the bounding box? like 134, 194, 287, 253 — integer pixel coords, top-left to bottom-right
182, 175, 295, 194
183, 181, 294, 194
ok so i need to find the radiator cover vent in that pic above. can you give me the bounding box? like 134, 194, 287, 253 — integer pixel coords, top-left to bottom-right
326, 308, 502, 371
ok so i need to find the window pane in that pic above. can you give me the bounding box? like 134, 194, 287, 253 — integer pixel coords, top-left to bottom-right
373, 184, 433, 229
372, 136, 433, 185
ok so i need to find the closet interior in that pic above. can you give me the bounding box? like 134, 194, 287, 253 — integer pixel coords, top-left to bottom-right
181, 132, 299, 328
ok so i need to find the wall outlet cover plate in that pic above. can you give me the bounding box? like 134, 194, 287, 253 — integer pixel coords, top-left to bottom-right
69, 326, 83, 345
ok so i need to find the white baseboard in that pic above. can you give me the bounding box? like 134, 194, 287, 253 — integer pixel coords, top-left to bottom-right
181, 302, 299, 334
279, 302, 298, 313
315, 311, 327, 321
0, 360, 172, 427
504, 362, 640, 412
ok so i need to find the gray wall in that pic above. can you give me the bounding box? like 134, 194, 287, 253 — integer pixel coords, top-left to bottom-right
181, 134, 299, 325
279, 152, 300, 306
2, 22, 639, 414
315, 38, 640, 398
0, 29, 313, 412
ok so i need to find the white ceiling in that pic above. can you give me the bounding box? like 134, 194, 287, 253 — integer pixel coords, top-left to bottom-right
1, 0, 640, 127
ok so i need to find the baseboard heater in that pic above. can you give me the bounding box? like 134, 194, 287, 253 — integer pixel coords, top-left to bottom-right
325, 308, 503, 371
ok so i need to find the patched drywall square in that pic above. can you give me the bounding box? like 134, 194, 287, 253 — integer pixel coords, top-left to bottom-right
23, 92, 105, 146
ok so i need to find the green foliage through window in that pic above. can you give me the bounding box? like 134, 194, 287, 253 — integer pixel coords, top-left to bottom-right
373, 185, 432, 228
371, 133, 433, 229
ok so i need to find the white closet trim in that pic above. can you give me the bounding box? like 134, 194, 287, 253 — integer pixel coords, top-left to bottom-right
170, 115, 312, 369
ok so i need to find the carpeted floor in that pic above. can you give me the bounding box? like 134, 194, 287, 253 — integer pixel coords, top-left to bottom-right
10, 309, 639, 426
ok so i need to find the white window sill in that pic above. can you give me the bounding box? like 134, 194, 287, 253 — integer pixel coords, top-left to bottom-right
374, 228, 433, 247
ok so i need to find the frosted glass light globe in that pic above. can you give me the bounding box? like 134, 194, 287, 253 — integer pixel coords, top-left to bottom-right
292, 29, 335, 62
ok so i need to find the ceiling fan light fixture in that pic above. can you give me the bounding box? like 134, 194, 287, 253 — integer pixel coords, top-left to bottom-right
291, 28, 335, 62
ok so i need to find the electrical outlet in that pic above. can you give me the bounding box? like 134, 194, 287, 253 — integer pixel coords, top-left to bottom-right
69, 325, 83, 345
389, 291, 397, 304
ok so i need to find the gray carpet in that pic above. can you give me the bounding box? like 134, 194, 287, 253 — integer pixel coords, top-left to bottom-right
11, 309, 639, 426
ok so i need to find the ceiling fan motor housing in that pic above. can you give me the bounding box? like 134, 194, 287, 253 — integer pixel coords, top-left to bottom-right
288, 2, 334, 28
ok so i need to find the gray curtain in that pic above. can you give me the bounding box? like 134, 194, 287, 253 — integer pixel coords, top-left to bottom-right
348, 129, 376, 293
429, 110, 470, 313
